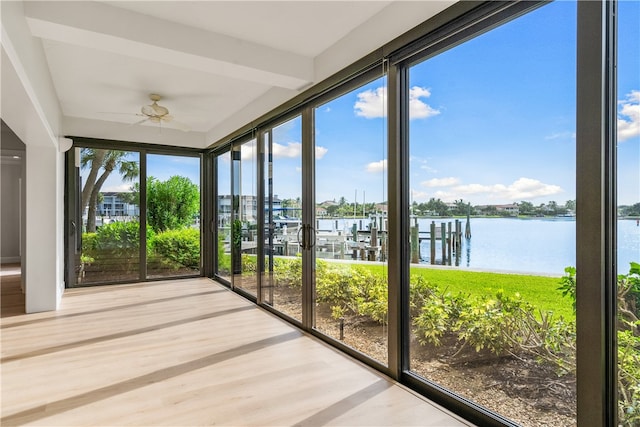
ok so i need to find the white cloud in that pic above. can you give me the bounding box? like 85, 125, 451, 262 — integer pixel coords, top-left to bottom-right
451, 177, 562, 201
420, 177, 460, 188
366, 159, 387, 173
270, 142, 328, 160
410, 156, 437, 173
354, 87, 387, 119
545, 131, 576, 141
410, 189, 430, 202
240, 140, 257, 160
272, 142, 301, 158
354, 86, 440, 120
618, 90, 640, 142
315, 146, 328, 159
409, 86, 440, 119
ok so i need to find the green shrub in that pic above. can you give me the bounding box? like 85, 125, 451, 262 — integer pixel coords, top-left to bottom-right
152, 228, 200, 268
316, 264, 388, 324
82, 221, 153, 271
409, 272, 577, 376
217, 233, 230, 275
82, 232, 98, 253
618, 328, 640, 426
241, 254, 257, 272
273, 256, 303, 288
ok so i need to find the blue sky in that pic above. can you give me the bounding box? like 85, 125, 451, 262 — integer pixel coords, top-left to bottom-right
96, 153, 200, 193
93, 0, 638, 207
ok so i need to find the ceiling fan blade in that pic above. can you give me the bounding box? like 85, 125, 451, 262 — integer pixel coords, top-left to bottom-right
141, 105, 155, 116
129, 118, 150, 127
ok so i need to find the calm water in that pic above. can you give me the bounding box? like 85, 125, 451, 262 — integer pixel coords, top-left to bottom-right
318, 217, 639, 276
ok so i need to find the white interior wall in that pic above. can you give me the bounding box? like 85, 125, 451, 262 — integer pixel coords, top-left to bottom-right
24, 145, 63, 312
2, 1, 65, 312
1, 160, 23, 263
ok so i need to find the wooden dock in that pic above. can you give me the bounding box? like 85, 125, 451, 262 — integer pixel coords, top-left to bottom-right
413, 219, 465, 266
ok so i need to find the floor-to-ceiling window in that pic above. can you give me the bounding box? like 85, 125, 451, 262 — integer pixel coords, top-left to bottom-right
146, 153, 201, 279
313, 76, 389, 365
216, 149, 232, 283
78, 148, 140, 285
171, 0, 624, 423
232, 138, 259, 298
404, 2, 577, 425
70, 144, 201, 286
616, 2, 640, 425
261, 116, 303, 322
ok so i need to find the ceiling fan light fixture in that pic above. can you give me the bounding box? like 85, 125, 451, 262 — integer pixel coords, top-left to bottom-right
142, 94, 169, 118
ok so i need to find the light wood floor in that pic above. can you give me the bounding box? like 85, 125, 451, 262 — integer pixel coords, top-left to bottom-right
1, 264, 24, 317
1, 278, 472, 426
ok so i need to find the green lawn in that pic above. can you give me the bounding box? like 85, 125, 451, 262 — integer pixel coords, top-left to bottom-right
347, 263, 575, 321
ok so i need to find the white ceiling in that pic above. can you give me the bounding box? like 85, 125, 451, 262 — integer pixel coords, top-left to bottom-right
21, 1, 455, 149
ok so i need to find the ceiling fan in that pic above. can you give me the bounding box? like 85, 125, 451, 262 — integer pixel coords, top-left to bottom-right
131, 94, 190, 131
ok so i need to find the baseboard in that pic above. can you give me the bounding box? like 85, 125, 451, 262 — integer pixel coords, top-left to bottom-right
1, 256, 21, 264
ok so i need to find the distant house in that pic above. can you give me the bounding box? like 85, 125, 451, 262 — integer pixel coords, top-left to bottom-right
97, 192, 139, 217
496, 204, 519, 215
375, 202, 388, 214
474, 204, 519, 216
319, 200, 338, 208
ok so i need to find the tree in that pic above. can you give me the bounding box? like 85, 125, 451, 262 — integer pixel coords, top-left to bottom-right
146, 176, 199, 232
518, 201, 535, 216
451, 199, 468, 216
425, 198, 450, 216
81, 149, 139, 232
620, 203, 640, 217
565, 200, 576, 212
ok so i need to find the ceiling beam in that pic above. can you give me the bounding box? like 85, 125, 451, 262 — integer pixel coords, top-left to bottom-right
24, 1, 314, 90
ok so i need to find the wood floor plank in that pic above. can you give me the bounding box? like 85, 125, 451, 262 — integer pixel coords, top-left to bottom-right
1, 278, 472, 426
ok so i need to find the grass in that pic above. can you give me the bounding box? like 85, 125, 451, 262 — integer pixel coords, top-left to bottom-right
342, 263, 575, 321
411, 268, 574, 320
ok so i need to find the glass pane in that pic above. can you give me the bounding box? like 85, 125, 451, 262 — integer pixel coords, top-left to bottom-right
79, 149, 140, 284
146, 154, 200, 279
232, 139, 258, 297
262, 117, 303, 321
216, 150, 232, 282
407, 3, 577, 425
617, 1, 640, 425
314, 77, 388, 365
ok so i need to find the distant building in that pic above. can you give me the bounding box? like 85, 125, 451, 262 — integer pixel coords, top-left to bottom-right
475, 204, 519, 216
495, 204, 519, 215
217, 194, 285, 225
97, 192, 139, 217
375, 202, 388, 214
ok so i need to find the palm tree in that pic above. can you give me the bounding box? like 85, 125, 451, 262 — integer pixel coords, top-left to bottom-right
81, 149, 139, 232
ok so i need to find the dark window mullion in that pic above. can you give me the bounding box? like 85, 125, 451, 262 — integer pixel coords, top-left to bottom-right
575, 0, 617, 425
139, 150, 147, 280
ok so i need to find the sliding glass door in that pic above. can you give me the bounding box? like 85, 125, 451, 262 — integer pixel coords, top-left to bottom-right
261, 116, 303, 322
146, 154, 200, 279
77, 148, 140, 285
313, 77, 389, 366
69, 145, 201, 286
215, 149, 232, 283
405, 2, 577, 425
231, 138, 259, 298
